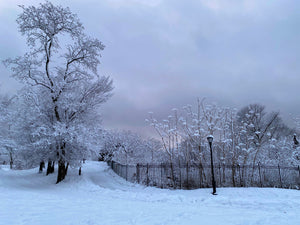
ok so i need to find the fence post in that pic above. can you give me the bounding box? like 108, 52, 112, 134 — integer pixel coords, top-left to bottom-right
242, 164, 246, 187
126, 164, 128, 181
237, 164, 242, 187
186, 162, 189, 189
223, 163, 226, 187
232, 164, 236, 187
218, 163, 221, 186
258, 162, 262, 187
199, 163, 202, 188
161, 163, 163, 189
136, 163, 140, 184
179, 161, 182, 189
146, 163, 149, 186
278, 164, 283, 188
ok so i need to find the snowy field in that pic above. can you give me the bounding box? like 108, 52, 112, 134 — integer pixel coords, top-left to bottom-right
0, 161, 299, 225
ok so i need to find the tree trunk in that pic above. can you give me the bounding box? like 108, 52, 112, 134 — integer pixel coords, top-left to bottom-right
9, 152, 13, 169
46, 160, 55, 175
166, 154, 176, 188
46, 162, 51, 175
39, 161, 45, 173
56, 142, 67, 183
56, 160, 67, 184
251, 147, 261, 184
79, 167, 81, 176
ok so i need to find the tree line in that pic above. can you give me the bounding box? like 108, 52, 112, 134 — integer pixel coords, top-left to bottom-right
145, 100, 300, 183
101, 100, 300, 172
101, 101, 300, 188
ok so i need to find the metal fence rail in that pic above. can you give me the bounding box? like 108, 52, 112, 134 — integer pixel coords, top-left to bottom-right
107, 161, 300, 190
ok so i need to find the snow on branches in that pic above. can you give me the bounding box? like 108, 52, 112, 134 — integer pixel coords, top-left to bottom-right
3, 1, 113, 182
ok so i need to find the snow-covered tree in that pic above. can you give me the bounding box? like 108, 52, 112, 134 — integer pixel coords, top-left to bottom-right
100, 130, 163, 164
4, 2, 113, 183
236, 104, 291, 172
147, 109, 183, 183
0, 95, 17, 168
148, 100, 296, 165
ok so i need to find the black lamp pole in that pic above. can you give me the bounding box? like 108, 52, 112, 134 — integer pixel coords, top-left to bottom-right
207, 135, 217, 195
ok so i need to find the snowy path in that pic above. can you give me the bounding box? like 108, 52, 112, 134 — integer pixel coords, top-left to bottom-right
0, 161, 299, 225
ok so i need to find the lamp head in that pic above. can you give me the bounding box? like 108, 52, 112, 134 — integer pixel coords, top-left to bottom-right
207, 135, 214, 143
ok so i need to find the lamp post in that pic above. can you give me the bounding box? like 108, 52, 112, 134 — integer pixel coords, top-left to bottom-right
207, 135, 217, 195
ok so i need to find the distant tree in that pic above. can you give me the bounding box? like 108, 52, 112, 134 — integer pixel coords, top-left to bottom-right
236, 104, 286, 168
147, 109, 182, 184
237, 104, 281, 146
4, 2, 113, 183
144, 138, 163, 164
180, 99, 207, 166
100, 130, 163, 164
0, 95, 18, 169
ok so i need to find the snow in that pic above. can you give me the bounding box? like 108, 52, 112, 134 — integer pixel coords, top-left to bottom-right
1, 161, 300, 225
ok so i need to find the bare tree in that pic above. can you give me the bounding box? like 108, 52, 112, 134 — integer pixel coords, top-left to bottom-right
236, 104, 287, 182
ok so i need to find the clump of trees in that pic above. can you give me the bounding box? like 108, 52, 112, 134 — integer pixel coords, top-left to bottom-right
99, 130, 164, 164
146, 99, 300, 184
2, 1, 113, 183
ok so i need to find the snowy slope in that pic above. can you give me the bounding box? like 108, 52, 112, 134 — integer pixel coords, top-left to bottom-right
0, 161, 299, 225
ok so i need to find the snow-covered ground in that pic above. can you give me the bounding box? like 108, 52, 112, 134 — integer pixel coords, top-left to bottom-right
0, 161, 299, 225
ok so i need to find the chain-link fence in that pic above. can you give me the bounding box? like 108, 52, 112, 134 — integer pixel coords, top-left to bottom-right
107, 161, 300, 189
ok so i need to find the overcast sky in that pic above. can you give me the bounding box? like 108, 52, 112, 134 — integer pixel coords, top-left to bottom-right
1, 0, 300, 136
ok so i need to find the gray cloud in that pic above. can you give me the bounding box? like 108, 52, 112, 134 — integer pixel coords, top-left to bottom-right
1, 0, 300, 134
